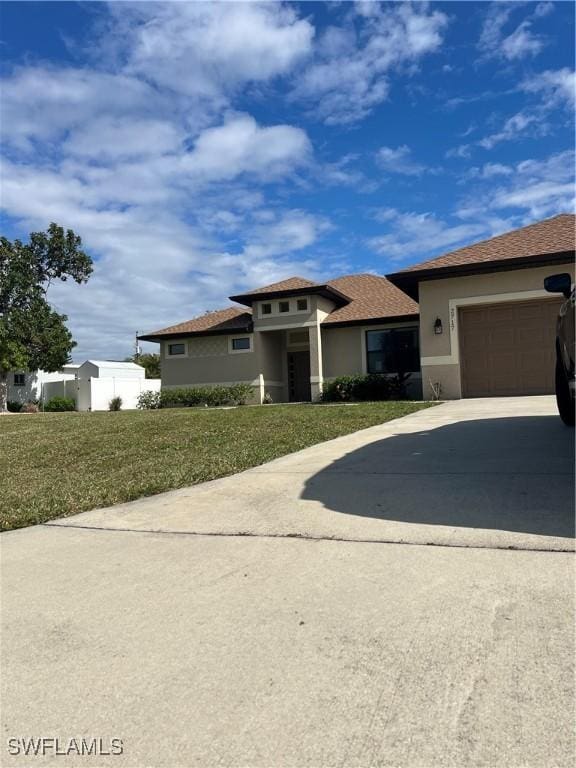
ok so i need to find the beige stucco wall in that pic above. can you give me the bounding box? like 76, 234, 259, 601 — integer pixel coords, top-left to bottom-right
253, 295, 316, 329
418, 262, 575, 399
161, 336, 259, 390
321, 326, 363, 378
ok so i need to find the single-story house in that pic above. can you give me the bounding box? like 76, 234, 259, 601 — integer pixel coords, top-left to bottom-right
139, 213, 574, 402
139, 274, 421, 403
7, 364, 80, 406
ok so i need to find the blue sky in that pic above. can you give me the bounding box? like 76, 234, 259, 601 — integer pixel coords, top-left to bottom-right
1, 1, 574, 359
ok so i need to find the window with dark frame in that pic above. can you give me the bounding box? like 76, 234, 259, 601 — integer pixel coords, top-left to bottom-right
13, 373, 25, 386
232, 337, 251, 351
296, 298, 308, 311
262, 303, 272, 315
168, 343, 186, 356
365, 328, 420, 375
278, 301, 290, 313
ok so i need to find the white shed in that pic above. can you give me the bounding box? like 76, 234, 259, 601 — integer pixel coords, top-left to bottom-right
77, 360, 146, 380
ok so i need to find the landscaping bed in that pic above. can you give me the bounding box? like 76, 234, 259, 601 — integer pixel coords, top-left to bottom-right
0, 401, 436, 531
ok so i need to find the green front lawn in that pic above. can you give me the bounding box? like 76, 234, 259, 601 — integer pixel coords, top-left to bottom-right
0, 402, 435, 531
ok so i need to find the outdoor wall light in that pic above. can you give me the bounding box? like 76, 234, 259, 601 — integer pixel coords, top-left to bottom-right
434, 317, 443, 335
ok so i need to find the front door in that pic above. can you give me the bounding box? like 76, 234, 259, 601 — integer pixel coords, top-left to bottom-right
288, 351, 311, 402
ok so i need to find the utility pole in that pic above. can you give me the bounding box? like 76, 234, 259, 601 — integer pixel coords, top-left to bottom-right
134, 331, 141, 362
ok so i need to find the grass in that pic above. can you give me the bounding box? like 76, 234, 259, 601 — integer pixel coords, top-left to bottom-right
0, 401, 436, 531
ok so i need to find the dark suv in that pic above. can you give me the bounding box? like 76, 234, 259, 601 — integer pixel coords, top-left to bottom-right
544, 273, 575, 426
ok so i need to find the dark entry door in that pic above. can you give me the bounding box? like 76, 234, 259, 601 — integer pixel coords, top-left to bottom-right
288, 351, 311, 402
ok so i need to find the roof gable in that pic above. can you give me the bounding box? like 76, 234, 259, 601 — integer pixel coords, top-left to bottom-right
234, 276, 318, 296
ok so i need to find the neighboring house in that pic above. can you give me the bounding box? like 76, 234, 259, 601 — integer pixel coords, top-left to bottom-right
139, 274, 421, 403
10, 360, 161, 411
140, 213, 575, 402
7, 366, 79, 406
387, 213, 575, 399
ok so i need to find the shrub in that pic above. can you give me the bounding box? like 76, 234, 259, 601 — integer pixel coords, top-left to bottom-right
321, 373, 412, 403
137, 384, 253, 409
44, 396, 76, 412
159, 383, 253, 409
7, 401, 22, 413
21, 402, 39, 413
136, 390, 161, 410
109, 396, 122, 411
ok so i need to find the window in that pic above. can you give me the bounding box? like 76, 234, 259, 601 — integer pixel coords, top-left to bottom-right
366, 327, 420, 374
278, 301, 290, 313
168, 343, 186, 356
13, 373, 25, 386
296, 298, 308, 311
231, 337, 251, 352
261, 303, 272, 315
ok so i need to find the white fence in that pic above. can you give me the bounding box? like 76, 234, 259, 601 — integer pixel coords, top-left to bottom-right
42, 378, 161, 411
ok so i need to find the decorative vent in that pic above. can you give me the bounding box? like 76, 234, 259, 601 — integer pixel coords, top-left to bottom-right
188, 336, 228, 358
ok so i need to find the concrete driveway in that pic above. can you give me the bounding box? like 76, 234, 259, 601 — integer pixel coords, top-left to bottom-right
1, 396, 574, 767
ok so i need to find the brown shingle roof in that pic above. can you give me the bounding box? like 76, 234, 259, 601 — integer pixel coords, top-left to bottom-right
395, 213, 575, 275
140, 274, 419, 342
323, 274, 418, 325
139, 307, 252, 341
233, 276, 318, 296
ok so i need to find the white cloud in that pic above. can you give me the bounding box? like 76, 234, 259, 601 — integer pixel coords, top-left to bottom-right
448, 67, 574, 158
0, 68, 161, 150
457, 150, 575, 221
534, 2, 554, 18
493, 181, 574, 211
64, 117, 183, 160
110, 1, 313, 99
368, 208, 487, 260
478, 110, 545, 149
466, 162, 514, 180
501, 21, 543, 60
183, 114, 311, 182
293, 3, 448, 124
478, 2, 545, 61
376, 145, 426, 176
445, 144, 472, 160
521, 68, 576, 108
478, 2, 514, 54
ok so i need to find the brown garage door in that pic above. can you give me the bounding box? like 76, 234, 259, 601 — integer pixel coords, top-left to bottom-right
459, 298, 562, 397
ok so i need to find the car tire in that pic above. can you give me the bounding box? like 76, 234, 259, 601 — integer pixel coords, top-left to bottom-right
555, 356, 575, 427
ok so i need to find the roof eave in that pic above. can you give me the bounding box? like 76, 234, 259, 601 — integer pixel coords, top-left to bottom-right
138, 324, 253, 343
387, 250, 575, 301
322, 312, 419, 329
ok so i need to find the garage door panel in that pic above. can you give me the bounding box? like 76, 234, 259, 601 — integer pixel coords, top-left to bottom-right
460, 298, 562, 398
489, 328, 516, 348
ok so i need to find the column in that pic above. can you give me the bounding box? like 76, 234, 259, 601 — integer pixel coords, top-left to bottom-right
308, 322, 323, 401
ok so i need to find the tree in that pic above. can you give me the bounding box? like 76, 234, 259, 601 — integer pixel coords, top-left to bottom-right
0, 223, 92, 411
125, 352, 161, 379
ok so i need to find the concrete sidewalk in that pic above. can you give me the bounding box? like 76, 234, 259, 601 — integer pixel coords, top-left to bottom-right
49, 396, 575, 551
